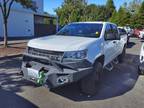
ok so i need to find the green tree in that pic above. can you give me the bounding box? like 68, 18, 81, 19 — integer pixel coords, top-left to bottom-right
83, 4, 98, 21
109, 10, 118, 24
130, 1, 144, 28
55, 0, 86, 25
106, 0, 116, 19
110, 6, 131, 27
97, 5, 107, 21
128, 0, 142, 14
83, 4, 107, 21
0, 0, 36, 47
137, 1, 144, 28
117, 6, 131, 26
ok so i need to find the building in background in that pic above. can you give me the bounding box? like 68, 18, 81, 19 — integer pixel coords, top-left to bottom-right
0, 0, 57, 38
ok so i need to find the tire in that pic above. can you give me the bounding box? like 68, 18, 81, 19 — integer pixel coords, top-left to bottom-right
138, 69, 144, 75
17, 71, 24, 76
127, 37, 130, 45
118, 46, 126, 63
80, 61, 103, 95
138, 65, 144, 75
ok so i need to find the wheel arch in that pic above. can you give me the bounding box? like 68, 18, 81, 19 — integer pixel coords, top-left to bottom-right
94, 55, 105, 66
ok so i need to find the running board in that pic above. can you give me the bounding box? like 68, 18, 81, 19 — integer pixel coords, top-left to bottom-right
105, 63, 113, 71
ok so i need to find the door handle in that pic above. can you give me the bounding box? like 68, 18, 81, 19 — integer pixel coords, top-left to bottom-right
113, 41, 116, 44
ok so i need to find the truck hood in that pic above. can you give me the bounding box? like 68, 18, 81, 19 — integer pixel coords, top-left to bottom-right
28, 35, 98, 51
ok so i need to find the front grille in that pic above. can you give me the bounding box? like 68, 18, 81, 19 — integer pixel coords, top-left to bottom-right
28, 47, 64, 61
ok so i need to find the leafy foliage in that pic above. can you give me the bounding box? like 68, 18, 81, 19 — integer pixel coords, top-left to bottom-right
56, 0, 144, 29
55, 0, 115, 25
105, 0, 116, 19
110, 6, 131, 26
136, 1, 144, 28
55, 0, 86, 25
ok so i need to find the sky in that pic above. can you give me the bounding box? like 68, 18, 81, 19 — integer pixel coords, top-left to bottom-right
44, 0, 132, 15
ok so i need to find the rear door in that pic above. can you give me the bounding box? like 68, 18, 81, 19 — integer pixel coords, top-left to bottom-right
111, 24, 122, 56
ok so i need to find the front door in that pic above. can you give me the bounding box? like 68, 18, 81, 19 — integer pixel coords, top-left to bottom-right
104, 24, 117, 66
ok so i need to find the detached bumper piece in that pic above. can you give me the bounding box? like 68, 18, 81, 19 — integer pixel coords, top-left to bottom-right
21, 54, 93, 88
139, 62, 144, 75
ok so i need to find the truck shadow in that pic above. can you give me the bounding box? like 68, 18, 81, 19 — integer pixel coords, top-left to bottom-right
0, 57, 38, 107
0, 89, 38, 108
0, 57, 37, 93
127, 42, 136, 48
52, 54, 140, 101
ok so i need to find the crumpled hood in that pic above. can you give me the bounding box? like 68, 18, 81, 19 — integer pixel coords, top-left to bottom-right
28, 35, 98, 51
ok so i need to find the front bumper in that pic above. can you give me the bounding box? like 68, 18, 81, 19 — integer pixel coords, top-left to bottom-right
21, 54, 93, 88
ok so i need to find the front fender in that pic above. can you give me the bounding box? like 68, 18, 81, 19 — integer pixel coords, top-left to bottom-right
86, 39, 104, 64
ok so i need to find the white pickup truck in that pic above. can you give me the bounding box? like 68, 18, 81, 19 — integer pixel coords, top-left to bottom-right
21, 22, 127, 95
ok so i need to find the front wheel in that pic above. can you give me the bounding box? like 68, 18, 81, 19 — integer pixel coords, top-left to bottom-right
80, 61, 103, 95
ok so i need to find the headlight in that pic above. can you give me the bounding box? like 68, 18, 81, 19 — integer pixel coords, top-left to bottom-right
62, 50, 87, 62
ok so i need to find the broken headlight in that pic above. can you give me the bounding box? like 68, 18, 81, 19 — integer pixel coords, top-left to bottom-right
62, 50, 87, 62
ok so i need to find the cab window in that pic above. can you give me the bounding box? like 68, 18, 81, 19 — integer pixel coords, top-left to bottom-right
111, 24, 120, 40
105, 24, 115, 40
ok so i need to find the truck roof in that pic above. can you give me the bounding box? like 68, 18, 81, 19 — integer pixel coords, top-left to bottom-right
71, 21, 117, 26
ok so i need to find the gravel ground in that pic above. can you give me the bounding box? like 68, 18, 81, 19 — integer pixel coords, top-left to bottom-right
0, 37, 144, 108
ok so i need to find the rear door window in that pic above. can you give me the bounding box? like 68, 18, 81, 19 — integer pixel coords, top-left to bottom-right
111, 24, 119, 40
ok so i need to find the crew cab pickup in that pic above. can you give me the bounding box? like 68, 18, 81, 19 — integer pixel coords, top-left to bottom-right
21, 22, 127, 95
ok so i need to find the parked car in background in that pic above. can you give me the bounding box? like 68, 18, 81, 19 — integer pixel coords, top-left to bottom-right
139, 43, 144, 75
118, 27, 129, 44
21, 22, 127, 95
124, 26, 133, 37
133, 29, 141, 38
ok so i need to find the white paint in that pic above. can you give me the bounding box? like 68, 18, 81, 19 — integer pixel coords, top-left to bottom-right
28, 35, 98, 51
0, 0, 44, 38
0, 10, 34, 37
0, 11, 3, 37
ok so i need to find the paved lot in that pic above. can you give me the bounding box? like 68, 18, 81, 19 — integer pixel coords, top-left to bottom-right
0, 40, 27, 57
0, 37, 144, 108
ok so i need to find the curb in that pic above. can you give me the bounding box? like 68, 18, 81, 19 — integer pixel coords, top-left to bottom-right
0, 54, 23, 60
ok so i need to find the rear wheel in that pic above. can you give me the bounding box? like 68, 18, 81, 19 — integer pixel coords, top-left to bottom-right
17, 71, 23, 76
80, 61, 103, 95
138, 64, 144, 75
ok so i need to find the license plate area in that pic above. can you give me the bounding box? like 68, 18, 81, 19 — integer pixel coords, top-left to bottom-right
27, 68, 39, 79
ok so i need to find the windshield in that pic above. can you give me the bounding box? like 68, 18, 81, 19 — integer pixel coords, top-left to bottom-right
56, 23, 103, 38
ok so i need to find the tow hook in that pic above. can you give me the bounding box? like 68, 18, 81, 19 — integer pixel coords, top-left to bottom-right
57, 76, 69, 85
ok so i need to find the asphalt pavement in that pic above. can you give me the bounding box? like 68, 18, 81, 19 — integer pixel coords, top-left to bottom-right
0, 37, 144, 108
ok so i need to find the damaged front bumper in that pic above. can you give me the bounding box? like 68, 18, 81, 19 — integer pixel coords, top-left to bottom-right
21, 54, 93, 88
